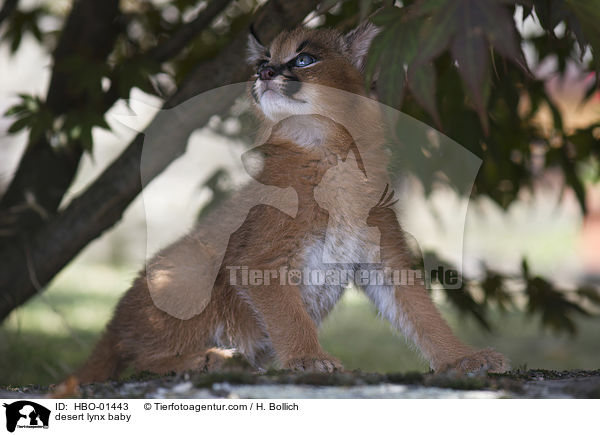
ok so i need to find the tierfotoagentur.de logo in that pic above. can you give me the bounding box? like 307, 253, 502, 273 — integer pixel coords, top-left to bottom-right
3, 401, 50, 433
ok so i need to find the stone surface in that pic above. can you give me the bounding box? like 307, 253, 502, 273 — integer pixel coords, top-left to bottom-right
1, 370, 599, 399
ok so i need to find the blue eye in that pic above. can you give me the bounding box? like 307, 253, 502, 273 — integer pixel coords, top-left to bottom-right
295, 54, 315, 67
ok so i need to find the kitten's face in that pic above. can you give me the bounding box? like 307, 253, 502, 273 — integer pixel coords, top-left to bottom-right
247, 24, 378, 121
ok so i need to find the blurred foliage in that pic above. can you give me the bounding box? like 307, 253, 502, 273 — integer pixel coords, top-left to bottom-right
1, 5, 46, 53
362, 0, 600, 333
1, 0, 599, 335
4, 94, 52, 144
368, 0, 600, 214
419, 251, 600, 335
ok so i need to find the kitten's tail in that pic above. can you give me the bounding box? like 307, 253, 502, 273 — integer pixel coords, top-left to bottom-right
51, 329, 125, 397
76, 329, 125, 384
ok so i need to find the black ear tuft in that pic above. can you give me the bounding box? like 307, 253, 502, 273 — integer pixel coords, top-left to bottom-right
344, 21, 380, 71
247, 27, 268, 66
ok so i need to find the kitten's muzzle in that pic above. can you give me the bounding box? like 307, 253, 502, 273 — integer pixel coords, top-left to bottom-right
256, 77, 282, 96
259, 65, 277, 81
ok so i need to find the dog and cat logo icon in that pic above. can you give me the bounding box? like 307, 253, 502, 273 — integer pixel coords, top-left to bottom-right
3, 401, 50, 432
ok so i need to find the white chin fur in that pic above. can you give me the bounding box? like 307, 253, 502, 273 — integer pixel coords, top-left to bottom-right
258, 89, 310, 121
272, 116, 327, 148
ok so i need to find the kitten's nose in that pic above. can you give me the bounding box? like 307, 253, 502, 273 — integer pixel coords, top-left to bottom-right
259, 66, 277, 81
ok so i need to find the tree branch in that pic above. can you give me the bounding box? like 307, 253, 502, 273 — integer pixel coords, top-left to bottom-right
0, 0, 321, 322
149, 0, 233, 63
0, 0, 120, 232
0, 0, 230, 240
102, 0, 234, 108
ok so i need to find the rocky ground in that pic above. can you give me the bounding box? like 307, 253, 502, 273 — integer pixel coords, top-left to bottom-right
1, 369, 599, 399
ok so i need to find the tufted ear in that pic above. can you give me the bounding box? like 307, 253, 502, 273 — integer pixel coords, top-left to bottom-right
344, 21, 380, 71
247, 31, 268, 66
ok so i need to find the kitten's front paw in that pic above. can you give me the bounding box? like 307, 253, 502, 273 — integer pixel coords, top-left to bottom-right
284, 354, 343, 373
440, 348, 510, 374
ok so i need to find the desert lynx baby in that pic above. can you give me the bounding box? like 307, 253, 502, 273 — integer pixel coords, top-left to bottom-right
73, 23, 509, 383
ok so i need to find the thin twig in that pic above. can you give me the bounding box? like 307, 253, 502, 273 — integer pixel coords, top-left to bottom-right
102, 0, 233, 116
149, 0, 234, 63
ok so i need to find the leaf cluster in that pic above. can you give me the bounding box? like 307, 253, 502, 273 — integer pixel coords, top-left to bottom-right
4, 94, 109, 151
369, 0, 600, 212
422, 251, 600, 335
1, 6, 46, 53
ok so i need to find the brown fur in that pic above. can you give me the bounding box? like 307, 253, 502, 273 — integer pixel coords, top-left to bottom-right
71, 25, 508, 385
